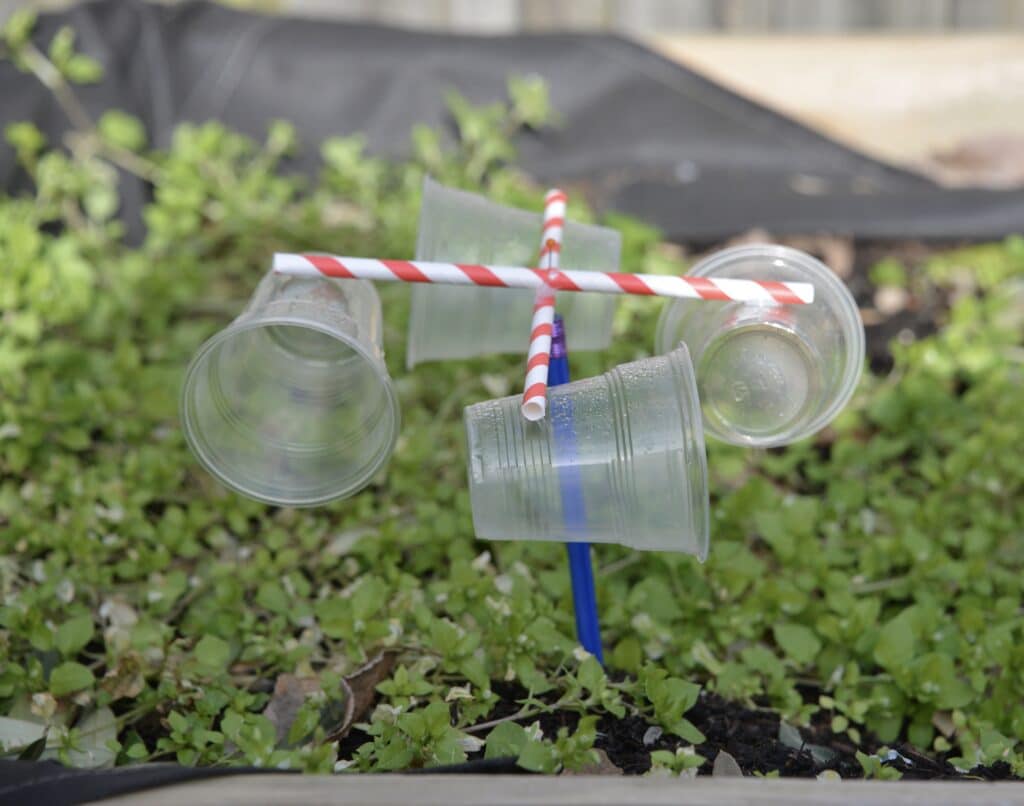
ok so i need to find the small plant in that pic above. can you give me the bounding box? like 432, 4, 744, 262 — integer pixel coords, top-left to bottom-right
1, 10, 1023, 778
856, 750, 904, 781
649, 746, 705, 777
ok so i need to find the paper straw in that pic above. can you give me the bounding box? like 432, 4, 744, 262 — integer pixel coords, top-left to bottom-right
272, 254, 815, 305
521, 188, 566, 421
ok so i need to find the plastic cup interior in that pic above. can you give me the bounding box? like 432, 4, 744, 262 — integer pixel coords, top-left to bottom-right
407, 177, 621, 366
464, 344, 709, 557
180, 279, 399, 507
656, 244, 864, 447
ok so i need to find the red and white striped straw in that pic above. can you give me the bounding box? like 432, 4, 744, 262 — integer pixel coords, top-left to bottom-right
521, 188, 566, 421
272, 254, 815, 305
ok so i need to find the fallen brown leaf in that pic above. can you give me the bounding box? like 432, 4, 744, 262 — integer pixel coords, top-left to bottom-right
325, 650, 399, 743
262, 674, 323, 747
100, 654, 146, 702
261, 651, 401, 748
560, 748, 623, 776
712, 749, 744, 777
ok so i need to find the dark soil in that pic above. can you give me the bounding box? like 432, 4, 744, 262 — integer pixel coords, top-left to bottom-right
433, 682, 1021, 781
596, 691, 1018, 781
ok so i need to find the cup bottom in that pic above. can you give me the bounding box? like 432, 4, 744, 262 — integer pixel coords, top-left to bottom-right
697, 322, 821, 445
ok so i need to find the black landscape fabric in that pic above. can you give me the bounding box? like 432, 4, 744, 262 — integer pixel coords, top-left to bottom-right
3, 0, 1024, 244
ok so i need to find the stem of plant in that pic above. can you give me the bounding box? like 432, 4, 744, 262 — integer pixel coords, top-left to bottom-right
21, 41, 160, 182
464, 697, 571, 734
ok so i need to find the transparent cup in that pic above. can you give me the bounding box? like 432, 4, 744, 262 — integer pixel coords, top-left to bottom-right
180, 270, 400, 506
407, 177, 622, 367
464, 345, 709, 557
656, 244, 864, 448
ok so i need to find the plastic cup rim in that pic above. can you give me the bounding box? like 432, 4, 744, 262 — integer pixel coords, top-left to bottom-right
180, 314, 400, 507
657, 243, 864, 447
661, 344, 711, 560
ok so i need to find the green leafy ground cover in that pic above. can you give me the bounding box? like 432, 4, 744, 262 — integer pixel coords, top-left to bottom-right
1, 12, 1023, 777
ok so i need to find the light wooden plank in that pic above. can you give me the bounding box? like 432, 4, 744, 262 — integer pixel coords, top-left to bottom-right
371, 0, 450, 29
278, 0, 372, 21
520, 0, 615, 31
612, 0, 717, 35
447, 0, 520, 33
649, 34, 1024, 181
952, 0, 1024, 28
95, 774, 1024, 806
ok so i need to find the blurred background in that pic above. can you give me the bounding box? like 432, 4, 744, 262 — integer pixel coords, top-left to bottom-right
2, 0, 1022, 296
4, 0, 1023, 188
7, 0, 1024, 31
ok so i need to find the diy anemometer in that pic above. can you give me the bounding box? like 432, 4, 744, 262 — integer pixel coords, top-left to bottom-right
181, 180, 864, 661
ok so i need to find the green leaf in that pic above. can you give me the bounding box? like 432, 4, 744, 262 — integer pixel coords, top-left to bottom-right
647, 675, 701, 722
256, 581, 290, 614
577, 656, 605, 694
773, 624, 822, 666
193, 635, 231, 673
431, 732, 467, 765
912, 653, 974, 709
611, 636, 643, 674
874, 616, 916, 672
167, 711, 189, 735
484, 722, 527, 759
63, 54, 103, 84
517, 738, 558, 773
753, 510, 795, 559
265, 119, 296, 155
422, 701, 452, 737
667, 718, 706, 745
5, 122, 46, 162
50, 661, 95, 696
59, 428, 92, 451
55, 613, 94, 656
870, 258, 908, 288
508, 75, 551, 128
430, 618, 461, 656
411, 124, 443, 170
375, 736, 414, 771
2, 9, 37, 49
48, 27, 75, 66
83, 185, 118, 222
321, 136, 365, 173
98, 111, 146, 152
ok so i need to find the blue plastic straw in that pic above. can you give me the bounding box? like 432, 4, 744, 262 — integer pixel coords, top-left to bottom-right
549, 315, 604, 662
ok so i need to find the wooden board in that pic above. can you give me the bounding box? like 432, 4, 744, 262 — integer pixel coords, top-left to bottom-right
96, 773, 1024, 805
650, 34, 1024, 184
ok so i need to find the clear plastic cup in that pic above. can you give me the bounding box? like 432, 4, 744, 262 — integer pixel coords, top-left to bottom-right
407, 177, 621, 367
180, 270, 400, 506
656, 245, 864, 448
463, 345, 709, 557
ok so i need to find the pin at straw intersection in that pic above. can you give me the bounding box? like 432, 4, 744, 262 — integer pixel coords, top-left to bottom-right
272, 253, 815, 305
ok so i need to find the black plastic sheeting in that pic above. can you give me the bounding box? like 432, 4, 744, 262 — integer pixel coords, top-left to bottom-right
0, 756, 525, 806
4, 0, 1024, 244
0, 759, 278, 806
